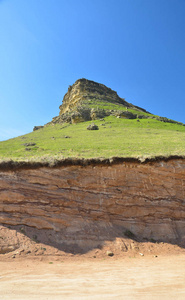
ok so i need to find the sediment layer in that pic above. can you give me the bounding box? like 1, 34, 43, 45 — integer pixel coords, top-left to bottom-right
0, 157, 185, 248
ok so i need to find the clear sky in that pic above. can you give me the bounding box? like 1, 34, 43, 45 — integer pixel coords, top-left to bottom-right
0, 0, 185, 141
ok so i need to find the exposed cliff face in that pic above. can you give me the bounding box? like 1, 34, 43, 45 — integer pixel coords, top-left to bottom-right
47, 78, 150, 125
0, 158, 185, 251
59, 78, 129, 114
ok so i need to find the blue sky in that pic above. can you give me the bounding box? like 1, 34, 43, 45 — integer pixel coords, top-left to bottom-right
0, 0, 185, 141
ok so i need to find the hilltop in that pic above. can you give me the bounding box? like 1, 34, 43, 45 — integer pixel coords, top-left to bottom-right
0, 78, 185, 162
47, 78, 182, 126
49, 78, 150, 125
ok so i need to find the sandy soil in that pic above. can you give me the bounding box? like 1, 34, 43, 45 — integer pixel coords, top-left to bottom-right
0, 254, 185, 300
1, 225, 185, 299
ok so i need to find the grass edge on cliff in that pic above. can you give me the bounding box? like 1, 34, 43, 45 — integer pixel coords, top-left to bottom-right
0, 116, 185, 163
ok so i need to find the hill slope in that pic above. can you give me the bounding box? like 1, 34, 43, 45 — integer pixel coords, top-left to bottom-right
0, 78, 185, 162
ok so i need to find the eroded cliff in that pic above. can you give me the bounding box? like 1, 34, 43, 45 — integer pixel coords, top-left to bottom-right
49, 78, 151, 125
0, 157, 185, 253
59, 78, 129, 114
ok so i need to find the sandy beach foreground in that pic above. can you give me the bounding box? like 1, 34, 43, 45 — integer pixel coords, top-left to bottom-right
0, 254, 185, 300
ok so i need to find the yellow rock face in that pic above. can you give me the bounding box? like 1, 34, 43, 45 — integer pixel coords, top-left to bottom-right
59, 78, 128, 115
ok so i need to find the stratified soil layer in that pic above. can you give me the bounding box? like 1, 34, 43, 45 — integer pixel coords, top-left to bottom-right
0, 157, 185, 254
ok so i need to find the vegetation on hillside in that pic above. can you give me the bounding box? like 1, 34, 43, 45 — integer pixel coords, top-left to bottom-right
1, 78, 185, 163
0, 115, 185, 163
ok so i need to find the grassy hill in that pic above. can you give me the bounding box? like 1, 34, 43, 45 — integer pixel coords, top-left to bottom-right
0, 79, 185, 163
0, 116, 185, 163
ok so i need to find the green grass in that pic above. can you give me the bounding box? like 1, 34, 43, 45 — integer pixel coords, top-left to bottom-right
0, 116, 185, 162
83, 99, 152, 117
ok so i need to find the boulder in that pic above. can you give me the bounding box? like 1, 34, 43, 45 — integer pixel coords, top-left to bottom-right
33, 126, 44, 131
87, 124, 99, 130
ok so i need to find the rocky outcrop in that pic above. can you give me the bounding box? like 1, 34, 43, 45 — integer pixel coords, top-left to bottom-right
45, 78, 184, 127
49, 78, 150, 125
0, 157, 185, 251
33, 126, 44, 131
59, 78, 129, 114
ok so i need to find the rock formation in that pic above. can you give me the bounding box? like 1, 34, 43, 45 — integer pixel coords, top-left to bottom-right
49, 78, 150, 125
0, 157, 185, 252
33, 78, 184, 128
59, 78, 130, 114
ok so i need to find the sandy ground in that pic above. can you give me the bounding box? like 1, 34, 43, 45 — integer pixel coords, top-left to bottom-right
1, 226, 185, 299
0, 254, 185, 300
